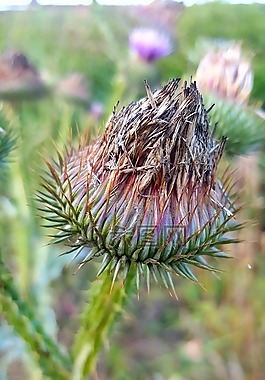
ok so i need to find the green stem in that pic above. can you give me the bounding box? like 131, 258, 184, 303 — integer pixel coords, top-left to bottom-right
72, 270, 134, 380
0, 252, 72, 380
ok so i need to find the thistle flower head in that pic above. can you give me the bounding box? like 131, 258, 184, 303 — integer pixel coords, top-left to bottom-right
195, 43, 253, 105
39, 79, 239, 293
194, 43, 265, 157
56, 72, 90, 105
0, 50, 48, 101
129, 28, 172, 63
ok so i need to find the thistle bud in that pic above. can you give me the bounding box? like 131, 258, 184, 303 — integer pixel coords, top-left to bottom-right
56, 72, 90, 106
195, 44, 253, 105
0, 50, 49, 101
195, 43, 264, 157
39, 79, 239, 293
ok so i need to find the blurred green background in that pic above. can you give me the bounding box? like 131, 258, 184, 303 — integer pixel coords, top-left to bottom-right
0, 1, 265, 379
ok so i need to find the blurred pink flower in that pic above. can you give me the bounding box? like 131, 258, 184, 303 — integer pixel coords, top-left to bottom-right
184, 339, 202, 361
129, 28, 172, 63
90, 101, 103, 120
195, 44, 253, 105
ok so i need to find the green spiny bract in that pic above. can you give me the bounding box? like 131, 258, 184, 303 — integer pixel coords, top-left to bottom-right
202, 95, 265, 157
38, 79, 240, 294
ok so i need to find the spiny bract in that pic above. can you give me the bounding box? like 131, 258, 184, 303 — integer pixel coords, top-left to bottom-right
38, 78, 240, 294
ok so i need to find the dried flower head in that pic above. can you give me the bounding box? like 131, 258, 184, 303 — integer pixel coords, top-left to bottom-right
129, 28, 172, 63
0, 50, 48, 101
56, 72, 90, 105
195, 44, 253, 105
39, 79, 239, 293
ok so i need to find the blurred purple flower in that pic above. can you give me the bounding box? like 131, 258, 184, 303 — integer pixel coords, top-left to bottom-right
129, 28, 172, 63
90, 101, 104, 120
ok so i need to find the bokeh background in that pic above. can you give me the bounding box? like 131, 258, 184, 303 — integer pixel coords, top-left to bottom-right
0, 1, 265, 379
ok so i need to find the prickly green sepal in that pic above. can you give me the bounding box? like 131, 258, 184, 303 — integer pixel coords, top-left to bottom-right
204, 95, 265, 157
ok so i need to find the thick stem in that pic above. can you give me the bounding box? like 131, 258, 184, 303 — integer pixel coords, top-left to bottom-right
72, 270, 134, 380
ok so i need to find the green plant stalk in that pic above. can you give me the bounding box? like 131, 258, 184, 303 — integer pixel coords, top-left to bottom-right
0, 252, 72, 380
9, 158, 38, 298
0, 107, 33, 297
72, 269, 134, 380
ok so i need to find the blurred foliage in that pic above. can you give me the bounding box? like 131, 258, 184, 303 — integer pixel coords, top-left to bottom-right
0, 114, 16, 186
0, 4, 135, 105
0, 2, 264, 380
